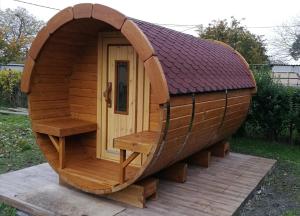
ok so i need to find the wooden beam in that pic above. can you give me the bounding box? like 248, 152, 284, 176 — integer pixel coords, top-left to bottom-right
158, 162, 187, 183
73, 3, 92, 19
121, 19, 155, 61
21, 55, 35, 93
122, 152, 140, 169
187, 150, 211, 168
144, 56, 170, 104
210, 141, 230, 158
48, 135, 59, 152
46, 7, 73, 34
106, 178, 158, 208
58, 137, 66, 169
92, 4, 126, 30
119, 149, 126, 184
119, 151, 140, 184
28, 26, 49, 60
137, 178, 159, 200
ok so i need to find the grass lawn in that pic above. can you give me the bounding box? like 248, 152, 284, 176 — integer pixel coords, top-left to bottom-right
231, 137, 300, 216
0, 113, 45, 215
0, 113, 299, 215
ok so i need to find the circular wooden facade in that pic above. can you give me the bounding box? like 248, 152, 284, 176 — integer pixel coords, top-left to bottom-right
22, 3, 256, 195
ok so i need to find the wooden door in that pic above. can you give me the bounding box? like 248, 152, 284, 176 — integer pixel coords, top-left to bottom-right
101, 45, 138, 162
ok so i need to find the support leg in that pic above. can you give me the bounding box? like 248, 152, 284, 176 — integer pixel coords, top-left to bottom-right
119, 149, 126, 183
187, 150, 211, 168
59, 137, 65, 169
158, 162, 188, 183
210, 141, 230, 157
106, 178, 159, 208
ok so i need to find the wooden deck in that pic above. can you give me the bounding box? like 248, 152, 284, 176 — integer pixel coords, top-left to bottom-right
0, 153, 276, 216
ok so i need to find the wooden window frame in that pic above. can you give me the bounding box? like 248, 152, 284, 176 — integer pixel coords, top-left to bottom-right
114, 60, 129, 115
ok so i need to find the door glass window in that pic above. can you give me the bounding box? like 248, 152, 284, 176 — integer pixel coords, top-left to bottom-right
115, 61, 129, 114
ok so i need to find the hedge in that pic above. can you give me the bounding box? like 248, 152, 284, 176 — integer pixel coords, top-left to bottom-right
0, 70, 27, 107
239, 66, 300, 144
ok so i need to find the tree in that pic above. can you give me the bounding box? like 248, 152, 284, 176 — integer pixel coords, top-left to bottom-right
198, 17, 268, 64
290, 34, 300, 60
0, 7, 44, 64
270, 17, 300, 62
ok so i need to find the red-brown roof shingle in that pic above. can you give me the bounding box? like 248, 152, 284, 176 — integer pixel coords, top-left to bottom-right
131, 18, 256, 95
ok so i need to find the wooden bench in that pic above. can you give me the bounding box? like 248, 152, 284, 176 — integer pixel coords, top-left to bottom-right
32, 117, 97, 169
113, 131, 160, 183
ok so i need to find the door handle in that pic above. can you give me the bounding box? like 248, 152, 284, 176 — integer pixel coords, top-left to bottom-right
103, 82, 112, 108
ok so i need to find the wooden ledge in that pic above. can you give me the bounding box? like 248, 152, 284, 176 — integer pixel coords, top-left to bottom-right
113, 131, 159, 154
114, 131, 159, 183
32, 117, 97, 137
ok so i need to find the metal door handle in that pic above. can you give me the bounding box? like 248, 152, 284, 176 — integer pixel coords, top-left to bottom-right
103, 82, 112, 108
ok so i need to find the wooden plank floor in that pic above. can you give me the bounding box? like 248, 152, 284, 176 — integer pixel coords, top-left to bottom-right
0, 153, 276, 216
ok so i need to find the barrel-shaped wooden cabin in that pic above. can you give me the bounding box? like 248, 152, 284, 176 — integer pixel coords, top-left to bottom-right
21, 4, 256, 195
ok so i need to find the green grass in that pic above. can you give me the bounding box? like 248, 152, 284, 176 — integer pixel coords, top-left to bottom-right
0, 203, 16, 216
232, 136, 300, 215
0, 114, 45, 174
231, 137, 300, 164
0, 113, 45, 216
282, 210, 299, 216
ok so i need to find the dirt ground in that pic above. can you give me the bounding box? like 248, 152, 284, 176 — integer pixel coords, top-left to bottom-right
236, 162, 300, 216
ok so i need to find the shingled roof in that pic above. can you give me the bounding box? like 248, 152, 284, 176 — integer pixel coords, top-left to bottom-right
131, 18, 256, 95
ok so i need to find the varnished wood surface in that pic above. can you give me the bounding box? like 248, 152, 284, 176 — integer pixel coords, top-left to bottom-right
60, 155, 139, 194
0, 153, 275, 216
120, 153, 276, 216
32, 118, 97, 137
114, 131, 159, 154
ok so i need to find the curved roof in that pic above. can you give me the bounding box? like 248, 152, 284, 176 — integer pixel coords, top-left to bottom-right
131, 18, 256, 95
22, 3, 255, 101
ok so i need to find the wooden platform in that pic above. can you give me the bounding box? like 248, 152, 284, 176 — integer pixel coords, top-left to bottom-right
0, 153, 276, 216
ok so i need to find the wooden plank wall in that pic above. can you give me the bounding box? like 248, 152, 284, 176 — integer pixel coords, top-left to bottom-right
145, 89, 252, 176
28, 27, 83, 169
29, 36, 74, 121
28, 20, 107, 164
144, 95, 193, 175
68, 33, 98, 159
215, 89, 251, 142
69, 37, 98, 122
179, 92, 227, 159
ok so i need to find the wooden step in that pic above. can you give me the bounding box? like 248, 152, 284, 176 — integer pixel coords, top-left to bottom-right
59, 168, 119, 193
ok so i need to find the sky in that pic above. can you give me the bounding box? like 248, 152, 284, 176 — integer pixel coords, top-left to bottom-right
1, 0, 300, 63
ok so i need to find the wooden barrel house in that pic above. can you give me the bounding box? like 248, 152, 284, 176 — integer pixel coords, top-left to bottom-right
21, 4, 256, 195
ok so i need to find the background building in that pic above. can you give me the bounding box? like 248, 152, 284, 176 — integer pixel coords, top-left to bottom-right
272, 65, 300, 87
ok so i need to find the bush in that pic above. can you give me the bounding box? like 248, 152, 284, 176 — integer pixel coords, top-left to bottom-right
239, 66, 300, 144
0, 70, 27, 107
